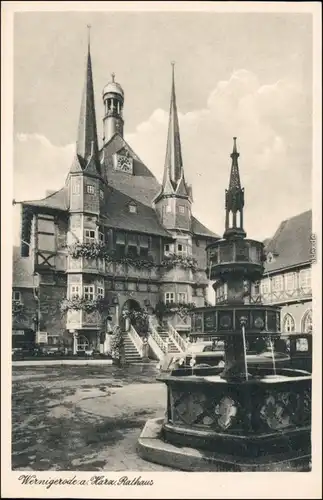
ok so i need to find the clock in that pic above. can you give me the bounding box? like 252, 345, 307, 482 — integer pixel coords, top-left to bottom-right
114, 152, 133, 174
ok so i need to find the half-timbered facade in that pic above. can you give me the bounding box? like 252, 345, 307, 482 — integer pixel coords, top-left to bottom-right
13, 41, 219, 352
252, 210, 312, 334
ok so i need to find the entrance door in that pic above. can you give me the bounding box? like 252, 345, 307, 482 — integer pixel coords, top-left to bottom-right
77, 335, 89, 351
121, 299, 141, 331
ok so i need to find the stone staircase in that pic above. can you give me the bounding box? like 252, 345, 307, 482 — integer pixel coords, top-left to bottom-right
157, 327, 182, 355
123, 332, 143, 363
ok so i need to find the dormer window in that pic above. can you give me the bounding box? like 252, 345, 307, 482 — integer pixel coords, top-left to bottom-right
266, 252, 275, 263
129, 203, 137, 214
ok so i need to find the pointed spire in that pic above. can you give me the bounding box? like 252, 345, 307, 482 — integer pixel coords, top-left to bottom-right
72, 27, 100, 175
229, 137, 241, 190
163, 62, 184, 188
224, 137, 246, 239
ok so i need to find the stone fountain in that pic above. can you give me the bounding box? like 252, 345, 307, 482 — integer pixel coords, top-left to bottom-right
137, 138, 311, 471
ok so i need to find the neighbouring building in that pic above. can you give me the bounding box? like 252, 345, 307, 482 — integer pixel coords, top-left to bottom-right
261, 210, 312, 334
12, 42, 219, 352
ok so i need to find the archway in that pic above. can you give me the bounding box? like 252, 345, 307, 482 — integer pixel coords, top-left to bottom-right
77, 335, 89, 351
121, 299, 141, 332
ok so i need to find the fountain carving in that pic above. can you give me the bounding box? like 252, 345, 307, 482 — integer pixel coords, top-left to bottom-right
138, 138, 311, 471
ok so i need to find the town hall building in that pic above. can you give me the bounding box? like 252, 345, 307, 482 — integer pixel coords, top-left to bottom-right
12, 41, 219, 355
12, 39, 312, 358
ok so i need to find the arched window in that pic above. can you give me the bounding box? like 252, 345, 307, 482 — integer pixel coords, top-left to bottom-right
282, 313, 295, 333
301, 309, 312, 333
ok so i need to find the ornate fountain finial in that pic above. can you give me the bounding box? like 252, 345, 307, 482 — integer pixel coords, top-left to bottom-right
224, 137, 246, 239
111, 72, 115, 83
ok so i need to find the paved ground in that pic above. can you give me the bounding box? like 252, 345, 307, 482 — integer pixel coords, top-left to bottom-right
12, 364, 174, 471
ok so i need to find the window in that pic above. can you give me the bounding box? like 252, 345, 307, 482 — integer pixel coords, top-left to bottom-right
271, 275, 283, 292
253, 281, 260, 295
178, 292, 187, 304
70, 285, 80, 299
266, 252, 275, 263
299, 269, 311, 289
284, 272, 296, 291
139, 235, 149, 259
72, 183, 80, 195
260, 278, 270, 295
129, 204, 137, 214
83, 286, 94, 301
127, 233, 138, 258
86, 185, 95, 195
84, 229, 96, 243
296, 338, 309, 352
97, 287, 104, 299
128, 244, 138, 258
115, 231, 126, 257
177, 243, 187, 256
164, 244, 170, 255
100, 189, 104, 200
282, 313, 295, 333
98, 231, 104, 243
165, 292, 175, 304
179, 205, 185, 214
301, 309, 312, 333
12, 291, 22, 302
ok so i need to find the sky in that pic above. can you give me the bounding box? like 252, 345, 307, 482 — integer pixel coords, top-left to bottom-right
12, 10, 313, 243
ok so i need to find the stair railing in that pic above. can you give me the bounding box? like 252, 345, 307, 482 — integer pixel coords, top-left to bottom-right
128, 325, 144, 357
148, 317, 167, 354
167, 322, 188, 353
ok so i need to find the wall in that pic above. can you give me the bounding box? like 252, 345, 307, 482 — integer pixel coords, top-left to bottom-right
12, 288, 37, 331
39, 274, 67, 339
192, 237, 208, 270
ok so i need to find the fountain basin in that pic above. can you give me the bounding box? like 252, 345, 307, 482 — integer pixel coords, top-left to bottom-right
147, 367, 311, 468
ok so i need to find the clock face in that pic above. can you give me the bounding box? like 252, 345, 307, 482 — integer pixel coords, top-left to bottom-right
115, 153, 133, 174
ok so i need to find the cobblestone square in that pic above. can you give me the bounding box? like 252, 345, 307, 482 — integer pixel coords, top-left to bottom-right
12, 364, 173, 471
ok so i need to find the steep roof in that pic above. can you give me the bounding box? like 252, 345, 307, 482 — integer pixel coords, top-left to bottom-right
154, 64, 191, 202
70, 41, 101, 176
264, 209, 312, 273
20, 188, 68, 211
18, 135, 219, 239
102, 186, 172, 238
12, 246, 35, 288
191, 217, 219, 239
100, 133, 219, 238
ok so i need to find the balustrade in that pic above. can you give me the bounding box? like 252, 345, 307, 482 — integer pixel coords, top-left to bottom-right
168, 322, 188, 352
148, 318, 167, 354
129, 325, 144, 356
